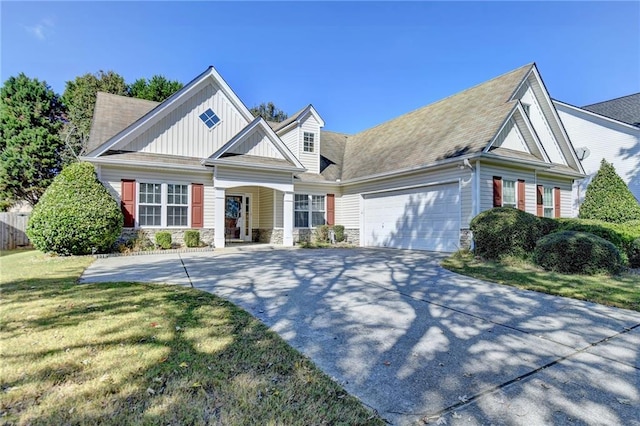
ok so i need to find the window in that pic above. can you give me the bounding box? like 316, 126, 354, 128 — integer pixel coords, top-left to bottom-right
543, 187, 554, 218
138, 182, 191, 227
502, 180, 516, 208
294, 194, 325, 227
139, 183, 162, 226
167, 184, 188, 226
199, 108, 221, 129
303, 132, 315, 152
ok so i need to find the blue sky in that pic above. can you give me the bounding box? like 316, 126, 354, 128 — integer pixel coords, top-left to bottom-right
2, 1, 639, 134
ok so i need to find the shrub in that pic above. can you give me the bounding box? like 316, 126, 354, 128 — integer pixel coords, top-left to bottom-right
470, 207, 544, 259
315, 225, 330, 243
556, 218, 640, 267
117, 231, 153, 254
579, 159, 640, 224
156, 232, 172, 250
184, 230, 200, 248
27, 162, 123, 255
629, 238, 640, 268
533, 231, 624, 275
333, 225, 345, 242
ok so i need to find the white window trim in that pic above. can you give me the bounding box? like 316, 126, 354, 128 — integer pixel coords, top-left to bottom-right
303, 132, 315, 153
502, 179, 517, 208
199, 108, 223, 132
136, 182, 192, 228
294, 193, 326, 228
542, 187, 554, 218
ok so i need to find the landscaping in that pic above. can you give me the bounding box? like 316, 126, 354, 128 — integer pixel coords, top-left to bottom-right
0, 250, 382, 425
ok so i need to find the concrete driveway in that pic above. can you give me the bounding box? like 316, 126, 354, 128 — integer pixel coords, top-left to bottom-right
81, 247, 640, 425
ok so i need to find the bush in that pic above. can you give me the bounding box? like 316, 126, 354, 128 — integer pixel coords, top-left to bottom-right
333, 225, 345, 242
533, 231, 624, 275
470, 208, 545, 259
156, 232, 172, 250
629, 238, 640, 268
315, 225, 329, 243
556, 218, 640, 267
27, 162, 123, 255
184, 230, 200, 248
579, 159, 640, 224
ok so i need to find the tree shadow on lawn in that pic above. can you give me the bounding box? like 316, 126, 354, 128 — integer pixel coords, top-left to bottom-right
0, 266, 382, 425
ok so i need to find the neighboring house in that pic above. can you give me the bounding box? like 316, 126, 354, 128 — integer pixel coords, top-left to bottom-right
83, 63, 584, 252
554, 93, 640, 213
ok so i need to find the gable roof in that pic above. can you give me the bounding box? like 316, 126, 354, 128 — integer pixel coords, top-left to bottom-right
340, 64, 534, 181
582, 93, 640, 127
86, 66, 255, 157
87, 93, 158, 154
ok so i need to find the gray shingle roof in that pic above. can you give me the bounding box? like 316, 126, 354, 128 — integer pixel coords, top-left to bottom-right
87, 92, 159, 154
319, 130, 348, 181
582, 93, 640, 127
340, 63, 533, 180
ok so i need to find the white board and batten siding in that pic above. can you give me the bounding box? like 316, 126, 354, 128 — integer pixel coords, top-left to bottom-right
122, 82, 249, 158
340, 167, 472, 252
279, 128, 299, 160
229, 127, 285, 159
100, 166, 216, 228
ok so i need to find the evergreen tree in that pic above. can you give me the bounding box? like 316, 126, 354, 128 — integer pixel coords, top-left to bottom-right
250, 102, 288, 122
579, 159, 640, 223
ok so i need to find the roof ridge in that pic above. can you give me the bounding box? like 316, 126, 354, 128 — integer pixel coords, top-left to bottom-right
582, 92, 640, 108
350, 63, 534, 137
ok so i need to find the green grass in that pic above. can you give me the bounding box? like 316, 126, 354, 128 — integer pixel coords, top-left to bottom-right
0, 250, 383, 425
442, 251, 640, 312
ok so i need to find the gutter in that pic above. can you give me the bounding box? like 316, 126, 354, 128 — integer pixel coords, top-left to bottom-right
82, 156, 211, 173
202, 158, 306, 173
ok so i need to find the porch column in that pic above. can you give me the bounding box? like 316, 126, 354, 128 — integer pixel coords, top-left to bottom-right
214, 187, 226, 248
283, 191, 294, 246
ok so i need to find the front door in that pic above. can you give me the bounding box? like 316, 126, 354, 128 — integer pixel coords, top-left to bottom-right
225, 194, 251, 241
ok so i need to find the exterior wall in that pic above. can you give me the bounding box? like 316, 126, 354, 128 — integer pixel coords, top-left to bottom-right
258, 187, 274, 228
340, 166, 474, 228
493, 118, 529, 152
555, 103, 640, 211
280, 127, 299, 159
274, 191, 284, 228
215, 167, 292, 189
299, 114, 321, 173
123, 82, 249, 158
229, 127, 285, 159
99, 165, 215, 228
479, 162, 574, 217
121, 228, 215, 247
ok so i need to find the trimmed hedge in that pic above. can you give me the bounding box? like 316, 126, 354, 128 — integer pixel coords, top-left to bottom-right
533, 231, 624, 275
333, 225, 345, 243
579, 159, 640, 224
184, 230, 200, 248
156, 232, 172, 250
556, 219, 640, 267
470, 208, 553, 259
27, 162, 123, 255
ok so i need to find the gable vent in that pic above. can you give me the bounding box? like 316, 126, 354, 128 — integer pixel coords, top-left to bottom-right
199, 108, 221, 129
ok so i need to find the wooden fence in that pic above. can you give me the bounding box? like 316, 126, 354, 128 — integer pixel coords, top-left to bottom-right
0, 213, 31, 250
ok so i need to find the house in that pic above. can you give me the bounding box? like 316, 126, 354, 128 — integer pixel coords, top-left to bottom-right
83, 63, 585, 252
553, 93, 640, 212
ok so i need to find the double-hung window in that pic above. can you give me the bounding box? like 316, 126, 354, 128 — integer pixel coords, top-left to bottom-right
167, 184, 188, 227
543, 187, 554, 218
502, 180, 516, 208
303, 132, 315, 152
138, 182, 190, 227
294, 194, 325, 227
139, 183, 162, 226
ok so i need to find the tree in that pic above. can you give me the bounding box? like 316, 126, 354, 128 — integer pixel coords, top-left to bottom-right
62, 70, 128, 157
27, 162, 123, 255
250, 102, 288, 122
579, 159, 640, 223
129, 75, 183, 102
0, 73, 66, 206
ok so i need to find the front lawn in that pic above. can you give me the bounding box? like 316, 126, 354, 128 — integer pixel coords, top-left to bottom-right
0, 250, 382, 425
442, 251, 640, 312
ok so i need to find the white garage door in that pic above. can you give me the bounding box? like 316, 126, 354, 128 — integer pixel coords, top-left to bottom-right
363, 183, 461, 252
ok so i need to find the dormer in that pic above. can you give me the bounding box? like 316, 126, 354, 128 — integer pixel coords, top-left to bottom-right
273, 105, 325, 173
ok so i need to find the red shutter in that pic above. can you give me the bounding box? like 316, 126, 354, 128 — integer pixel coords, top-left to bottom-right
536, 185, 544, 217
554, 187, 561, 218
326, 193, 335, 226
191, 183, 204, 228
121, 180, 136, 228
517, 180, 526, 211
493, 177, 502, 207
